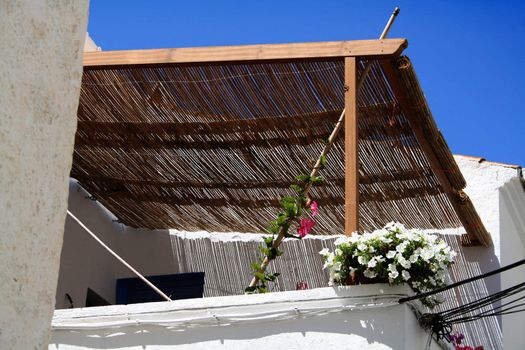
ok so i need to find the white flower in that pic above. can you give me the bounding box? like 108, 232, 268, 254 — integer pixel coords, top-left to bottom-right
385, 222, 406, 232
364, 269, 377, 278
396, 242, 407, 253
388, 263, 397, 273
427, 234, 438, 243
334, 237, 349, 246
381, 236, 393, 244
422, 249, 435, 262
388, 270, 399, 279
357, 256, 368, 265
321, 222, 456, 294
409, 230, 421, 241
323, 253, 335, 269
319, 248, 330, 256
368, 258, 377, 268
398, 256, 411, 269
402, 270, 411, 281
348, 235, 360, 243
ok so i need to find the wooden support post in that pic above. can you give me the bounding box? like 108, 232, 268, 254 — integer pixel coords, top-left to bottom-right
344, 57, 359, 236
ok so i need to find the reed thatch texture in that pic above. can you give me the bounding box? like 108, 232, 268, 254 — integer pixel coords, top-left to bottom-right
71, 54, 489, 243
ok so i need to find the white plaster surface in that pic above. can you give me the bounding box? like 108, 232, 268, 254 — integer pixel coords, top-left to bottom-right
453, 155, 524, 349
84, 33, 100, 52
499, 176, 525, 349
0, 1, 89, 348
56, 180, 178, 309
50, 285, 442, 350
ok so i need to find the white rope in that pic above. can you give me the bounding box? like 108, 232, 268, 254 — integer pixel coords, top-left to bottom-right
66, 210, 172, 302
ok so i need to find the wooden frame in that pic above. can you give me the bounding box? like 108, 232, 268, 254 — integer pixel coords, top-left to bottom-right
83, 39, 408, 67
79, 38, 490, 245
344, 57, 359, 235
380, 59, 492, 246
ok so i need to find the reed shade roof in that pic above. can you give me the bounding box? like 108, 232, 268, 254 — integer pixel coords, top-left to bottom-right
72, 55, 489, 243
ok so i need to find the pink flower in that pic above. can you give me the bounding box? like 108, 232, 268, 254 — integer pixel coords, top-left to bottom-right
310, 201, 318, 217
297, 218, 315, 238
450, 332, 464, 346
296, 281, 308, 290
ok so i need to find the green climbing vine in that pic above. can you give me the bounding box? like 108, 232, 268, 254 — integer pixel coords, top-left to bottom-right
245, 154, 327, 293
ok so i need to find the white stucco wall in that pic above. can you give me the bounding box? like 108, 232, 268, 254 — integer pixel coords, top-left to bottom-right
50, 285, 442, 350
453, 155, 525, 349
56, 180, 178, 309
0, 1, 89, 349
499, 176, 525, 349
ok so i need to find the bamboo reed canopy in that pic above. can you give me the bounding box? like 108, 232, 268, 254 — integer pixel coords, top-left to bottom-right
72, 39, 491, 246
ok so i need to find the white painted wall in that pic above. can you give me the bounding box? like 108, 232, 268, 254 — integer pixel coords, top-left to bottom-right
0, 1, 88, 348
50, 285, 442, 350
499, 176, 525, 349
453, 155, 525, 349
56, 180, 178, 309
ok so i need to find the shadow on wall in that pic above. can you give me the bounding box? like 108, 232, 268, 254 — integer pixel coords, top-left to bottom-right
499, 177, 525, 349
55, 180, 177, 309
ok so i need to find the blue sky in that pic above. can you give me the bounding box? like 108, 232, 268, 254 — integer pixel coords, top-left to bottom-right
88, 1, 525, 166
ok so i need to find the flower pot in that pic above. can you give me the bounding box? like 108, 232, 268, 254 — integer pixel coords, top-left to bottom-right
346, 271, 387, 285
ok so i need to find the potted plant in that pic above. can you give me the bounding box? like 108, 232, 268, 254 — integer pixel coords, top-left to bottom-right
319, 222, 456, 307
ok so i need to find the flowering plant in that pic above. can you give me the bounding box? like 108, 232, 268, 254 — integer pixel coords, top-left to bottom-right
448, 332, 483, 350
320, 222, 456, 307
245, 172, 324, 294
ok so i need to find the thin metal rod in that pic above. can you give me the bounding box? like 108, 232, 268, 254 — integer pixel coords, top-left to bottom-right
359, 7, 400, 87
399, 258, 525, 304
67, 210, 172, 302
380, 7, 400, 39
248, 7, 401, 290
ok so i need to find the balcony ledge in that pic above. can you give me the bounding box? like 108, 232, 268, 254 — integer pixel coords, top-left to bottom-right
50, 284, 444, 349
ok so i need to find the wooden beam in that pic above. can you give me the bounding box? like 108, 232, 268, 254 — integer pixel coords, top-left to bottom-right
70, 169, 435, 190
83, 39, 408, 68
344, 57, 359, 235
379, 58, 492, 246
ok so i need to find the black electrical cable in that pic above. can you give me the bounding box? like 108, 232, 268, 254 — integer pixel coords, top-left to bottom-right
418, 281, 525, 343
399, 258, 525, 304
408, 257, 525, 345
438, 282, 525, 319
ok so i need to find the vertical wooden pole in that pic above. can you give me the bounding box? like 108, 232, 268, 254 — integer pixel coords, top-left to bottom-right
345, 57, 359, 236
